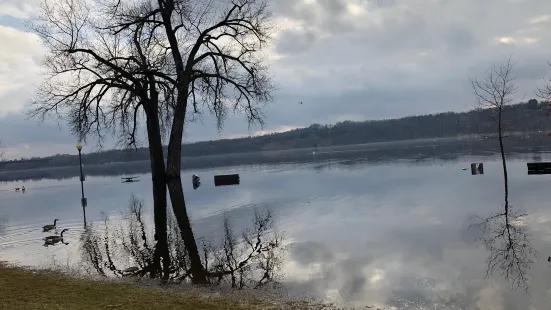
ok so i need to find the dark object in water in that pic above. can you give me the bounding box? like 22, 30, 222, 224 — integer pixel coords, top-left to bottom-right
192, 174, 200, 183
471, 163, 484, 175
192, 174, 201, 189
193, 181, 201, 190
214, 174, 240, 186
548, 256, 551, 262
527, 162, 551, 175
121, 176, 140, 183
15, 188, 20, 191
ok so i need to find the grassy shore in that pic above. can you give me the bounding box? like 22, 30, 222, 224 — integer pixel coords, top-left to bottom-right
0, 265, 291, 310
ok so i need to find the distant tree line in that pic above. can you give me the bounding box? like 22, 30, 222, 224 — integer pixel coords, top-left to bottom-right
3, 134, 550, 183
1, 100, 549, 172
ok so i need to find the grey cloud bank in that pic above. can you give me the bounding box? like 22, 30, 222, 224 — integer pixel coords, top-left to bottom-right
1, 0, 551, 159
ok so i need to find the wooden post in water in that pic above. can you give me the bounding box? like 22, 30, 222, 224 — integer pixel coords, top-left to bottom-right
471, 163, 484, 175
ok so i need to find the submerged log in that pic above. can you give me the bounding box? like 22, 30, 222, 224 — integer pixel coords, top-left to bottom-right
214, 174, 240, 186
527, 162, 551, 175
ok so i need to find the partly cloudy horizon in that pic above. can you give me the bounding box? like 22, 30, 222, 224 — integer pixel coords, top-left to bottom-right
1, 0, 551, 160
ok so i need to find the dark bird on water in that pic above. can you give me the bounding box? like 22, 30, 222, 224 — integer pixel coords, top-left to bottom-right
300, 101, 302, 104
42, 219, 58, 232
43, 228, 69, 244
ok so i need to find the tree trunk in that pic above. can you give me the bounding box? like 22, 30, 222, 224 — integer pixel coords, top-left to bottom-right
144, 98, 170, 281
165, 98, 209, 284
158, 0, 208, 284
498, 109, 509, 213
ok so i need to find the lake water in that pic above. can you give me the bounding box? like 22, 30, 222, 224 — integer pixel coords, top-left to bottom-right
2, 138, 551, 309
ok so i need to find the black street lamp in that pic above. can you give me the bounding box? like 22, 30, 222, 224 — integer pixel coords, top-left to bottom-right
76, 142, 87, 227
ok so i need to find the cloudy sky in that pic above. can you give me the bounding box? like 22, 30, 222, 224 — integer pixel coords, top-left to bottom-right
1, 0, 551, 159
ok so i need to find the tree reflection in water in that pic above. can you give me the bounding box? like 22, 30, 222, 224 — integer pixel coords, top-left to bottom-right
80, 195, 287, 289
470, 204, 536, 291
469, 146, 536, 292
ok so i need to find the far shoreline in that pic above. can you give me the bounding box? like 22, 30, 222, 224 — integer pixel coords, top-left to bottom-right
1, 134, 550, 183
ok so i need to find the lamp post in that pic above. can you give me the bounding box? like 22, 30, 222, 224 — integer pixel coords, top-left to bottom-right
76, 142, 87, 227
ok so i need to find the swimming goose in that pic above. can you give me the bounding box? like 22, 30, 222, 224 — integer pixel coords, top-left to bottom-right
42, 219, 58, 232
43, 228, 68, 244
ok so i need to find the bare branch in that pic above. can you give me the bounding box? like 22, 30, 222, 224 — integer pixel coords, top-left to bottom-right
470, 208, 536, 291
0, 139, 4, 161
28, 0, 177, 149
536, 62, 551, 106
152, 0, 275, 131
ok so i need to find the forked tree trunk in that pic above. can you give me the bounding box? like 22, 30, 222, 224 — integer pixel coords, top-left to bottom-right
144, 96, 170, 281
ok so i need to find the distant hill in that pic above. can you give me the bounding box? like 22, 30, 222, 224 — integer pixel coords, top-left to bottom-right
1, 99, 550, 172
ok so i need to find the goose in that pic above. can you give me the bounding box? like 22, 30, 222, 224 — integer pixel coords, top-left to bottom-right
43, 228, 68, 244
42, 219, 58, 232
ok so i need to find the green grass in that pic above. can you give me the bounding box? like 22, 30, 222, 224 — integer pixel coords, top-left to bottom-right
0, 265, 283, 310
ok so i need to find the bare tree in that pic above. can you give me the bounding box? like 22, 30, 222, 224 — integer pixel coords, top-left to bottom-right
161, 0, 274, 284
103, 0, 275, 283
31, 0, 275, 284
470, 58, 518, 212
536, 62, 551, 102
28, 0, 175, 280
0, 139, 4, 161
470, 58, 536, 291
536, 63, 551, 124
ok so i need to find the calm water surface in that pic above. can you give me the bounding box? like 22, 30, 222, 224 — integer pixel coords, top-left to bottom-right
2, 142, 551, 309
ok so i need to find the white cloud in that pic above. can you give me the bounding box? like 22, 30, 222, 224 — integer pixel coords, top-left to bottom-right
254, 125, 303, 136
0, 25, 44, 116
528, 14, 551, 24
0, 1, 36, 19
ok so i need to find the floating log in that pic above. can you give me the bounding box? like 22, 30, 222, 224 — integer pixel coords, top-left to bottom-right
527, 162, 551, 175
214, 174, 240, 186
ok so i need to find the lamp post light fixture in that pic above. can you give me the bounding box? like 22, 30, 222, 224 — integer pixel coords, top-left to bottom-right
76, 142, 87, 227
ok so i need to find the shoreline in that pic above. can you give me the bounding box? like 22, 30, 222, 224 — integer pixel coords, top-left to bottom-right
0, 263, 333, 310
